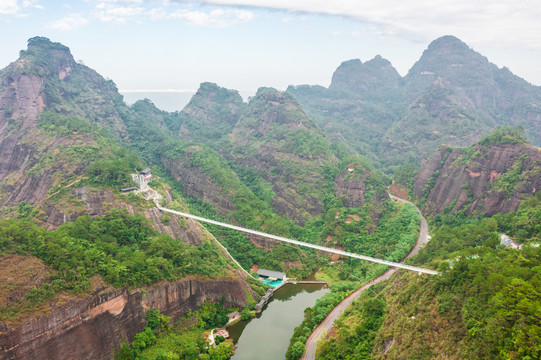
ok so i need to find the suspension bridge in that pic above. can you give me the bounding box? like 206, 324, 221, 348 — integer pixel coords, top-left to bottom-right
157, 205, 439, 275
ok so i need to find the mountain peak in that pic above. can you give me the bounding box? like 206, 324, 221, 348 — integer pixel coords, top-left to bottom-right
17, 36, 75, 77
427, 35, 469, 52
26, 36, 71, 54
404, 35, 493, 99
414, 35, 483, 66
176, 82, 245, 141
329, 56, 400, 98
193, 82, 243, 102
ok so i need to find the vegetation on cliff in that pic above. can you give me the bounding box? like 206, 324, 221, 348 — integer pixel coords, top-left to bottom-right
116, 306, 235, 360
413, 126, 540, 217
0, 209, 232, 322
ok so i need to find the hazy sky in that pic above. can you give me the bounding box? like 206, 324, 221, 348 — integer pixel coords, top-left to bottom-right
1, 0, 541, 111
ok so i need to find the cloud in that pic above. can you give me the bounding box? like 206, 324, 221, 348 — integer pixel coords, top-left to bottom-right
119, 89, 197, 93
192, 0, 541, 49
95, 5, 144, 22
0, 0, 19, 15
1, 0, 42, 15
49, 14, 89, 30
94, 0, 143, 3
148, 7, 167, 20
168, 7, 254, 27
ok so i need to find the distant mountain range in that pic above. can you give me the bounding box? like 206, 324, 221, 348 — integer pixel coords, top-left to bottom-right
288, 35, 541, 171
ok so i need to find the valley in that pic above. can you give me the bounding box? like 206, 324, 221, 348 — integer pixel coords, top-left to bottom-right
0, 34, 539, 360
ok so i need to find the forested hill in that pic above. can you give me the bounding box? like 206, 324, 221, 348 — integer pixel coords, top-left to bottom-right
316, 192, 541, 360
288, 35, 541, 172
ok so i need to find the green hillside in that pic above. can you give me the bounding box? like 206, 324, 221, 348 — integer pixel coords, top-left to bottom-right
316, 193, 541, 360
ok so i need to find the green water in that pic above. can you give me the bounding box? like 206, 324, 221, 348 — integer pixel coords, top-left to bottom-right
259, 278, 283, 287
229, 283, 329, 360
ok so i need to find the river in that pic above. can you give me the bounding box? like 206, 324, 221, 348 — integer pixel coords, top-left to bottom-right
229, 283, 329, 360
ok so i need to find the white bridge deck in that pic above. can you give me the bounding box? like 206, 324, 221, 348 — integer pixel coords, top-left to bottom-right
157, 206, 439, 275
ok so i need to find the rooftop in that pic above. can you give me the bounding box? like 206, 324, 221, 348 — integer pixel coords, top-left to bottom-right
257, 269, 286, 279
121, 186, 138, 192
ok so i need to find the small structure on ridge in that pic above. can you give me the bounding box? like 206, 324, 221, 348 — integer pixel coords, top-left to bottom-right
256, 269, 286, 281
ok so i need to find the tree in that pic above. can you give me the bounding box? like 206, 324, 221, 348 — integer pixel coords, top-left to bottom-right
289, 341, 305, 360
208, 342, 234, 360
240, 308, 253, 321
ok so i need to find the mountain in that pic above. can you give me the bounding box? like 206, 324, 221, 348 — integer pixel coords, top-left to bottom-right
413, 126, 541, 217
3, 35, 540, 360
0, 37, 258, 360
287, 57, 401, 165
225, 88, 338, 223
385, 36, 541, 164
329, 56, 402, 103
177, 82, 245, 142
288, 35, 541, 171
0, 37, 132, 222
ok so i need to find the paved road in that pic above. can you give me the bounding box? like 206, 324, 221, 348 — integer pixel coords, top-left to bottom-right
302, 194, 430, 360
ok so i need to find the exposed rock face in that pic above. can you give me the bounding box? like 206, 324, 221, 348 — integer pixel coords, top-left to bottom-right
414, 143, 541, 216
43, 187, 204, 245
0, 276, 252, 360
333, 163, 389, 224
247, 234, 279, 251
0, 37, 128, 219
0, 65, 47, 207
162, 156, 236, 217
334, 169, 368, 208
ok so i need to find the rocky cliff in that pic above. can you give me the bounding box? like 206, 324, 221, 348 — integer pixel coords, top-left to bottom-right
162, 154, 237, 218
0, 37, 132, 222
0, 272, 252, 360
0, 49, 48, 207
333, 158, 389, 228
414, 137, 541, 216
334, 163, 388, 208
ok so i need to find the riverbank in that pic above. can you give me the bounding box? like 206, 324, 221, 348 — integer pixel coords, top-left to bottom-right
229, 283, 329, 360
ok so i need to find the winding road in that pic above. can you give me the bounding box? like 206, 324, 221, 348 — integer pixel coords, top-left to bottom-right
301, 194, 430, 360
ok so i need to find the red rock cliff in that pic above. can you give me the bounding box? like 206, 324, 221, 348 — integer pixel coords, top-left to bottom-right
0, 275, 252, 360
414, 143, 540, 216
